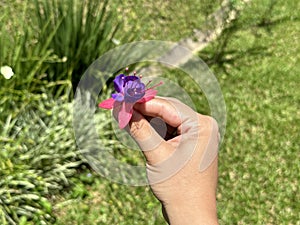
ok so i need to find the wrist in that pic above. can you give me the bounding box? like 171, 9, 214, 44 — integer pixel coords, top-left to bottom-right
162, 198, 218, 225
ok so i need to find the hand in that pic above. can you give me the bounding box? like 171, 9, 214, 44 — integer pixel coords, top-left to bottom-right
127, 97, 220, 225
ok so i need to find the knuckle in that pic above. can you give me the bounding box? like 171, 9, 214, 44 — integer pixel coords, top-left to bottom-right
200, 115, 220, 138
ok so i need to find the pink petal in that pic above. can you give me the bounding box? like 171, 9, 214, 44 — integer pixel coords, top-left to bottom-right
138, 89, 157, 103
118, 102, 134, 129
98, 98, 115, 109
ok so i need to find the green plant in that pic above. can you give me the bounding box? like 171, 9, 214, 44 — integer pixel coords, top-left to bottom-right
33, 0, 131, 90
0, 86, 133, 224
0, 95, 83, 224
0, 0, 69, 92
1, 0, 130, 103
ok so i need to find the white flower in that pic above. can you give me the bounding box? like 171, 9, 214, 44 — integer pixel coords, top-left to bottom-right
62, 56, 67, 62
0, 65, 14, 79
112, 38, 121, 45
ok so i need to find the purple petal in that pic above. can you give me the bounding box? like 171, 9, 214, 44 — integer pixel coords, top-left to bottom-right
124, 75, 139, 83
113, 74, 125, 93
112, 93, 124, 102
124, 80, 145, 103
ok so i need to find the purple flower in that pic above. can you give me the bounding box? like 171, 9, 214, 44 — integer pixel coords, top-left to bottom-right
99, 73, 162, 129
111, 74, 146, 103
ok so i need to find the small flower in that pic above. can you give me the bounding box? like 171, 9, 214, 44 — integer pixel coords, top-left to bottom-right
99, 71, 162, 129
0, 65, 14, 79
112, 38, 121, 45
62, 56, 68, 62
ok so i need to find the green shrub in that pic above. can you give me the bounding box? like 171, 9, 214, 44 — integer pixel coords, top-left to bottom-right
32, 0, 132, 89
1, 0, 130, 95
0, 95, 82, 224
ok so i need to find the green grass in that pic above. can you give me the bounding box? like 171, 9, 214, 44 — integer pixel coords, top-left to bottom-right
200, 0, 300, 223
115, 0, 221, 41
1, 0, 299, 224
54, 179, 164, 225
56, 0, 300, 224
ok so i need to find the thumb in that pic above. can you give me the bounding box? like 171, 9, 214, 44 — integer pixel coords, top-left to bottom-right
128, 110, 174, 165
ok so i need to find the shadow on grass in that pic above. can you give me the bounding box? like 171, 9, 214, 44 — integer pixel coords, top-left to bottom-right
199, 0, 300, 75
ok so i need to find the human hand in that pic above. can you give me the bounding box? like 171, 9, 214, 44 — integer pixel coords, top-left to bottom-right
118, 97, 220, 224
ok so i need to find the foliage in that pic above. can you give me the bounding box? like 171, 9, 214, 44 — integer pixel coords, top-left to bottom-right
0, 0, 130, 224
0, 0, 127, 95
0, 96, 81, 224
32, 0, 129, 89
1, 0, 299, 224
0, 0, 70, 95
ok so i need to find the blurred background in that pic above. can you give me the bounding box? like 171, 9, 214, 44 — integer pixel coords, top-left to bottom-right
0, 0, 299, 224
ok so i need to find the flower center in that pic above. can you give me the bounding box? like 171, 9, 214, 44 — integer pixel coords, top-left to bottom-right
124, 80, 145, 103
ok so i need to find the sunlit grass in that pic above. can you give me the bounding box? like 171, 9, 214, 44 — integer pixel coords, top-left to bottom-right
56, 0, 300, 224
1, 0, 299, 224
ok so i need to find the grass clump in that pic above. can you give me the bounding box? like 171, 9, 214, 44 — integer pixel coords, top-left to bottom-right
0, 96, 81, 224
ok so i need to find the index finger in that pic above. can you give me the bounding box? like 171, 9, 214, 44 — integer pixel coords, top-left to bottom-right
134, 97, 182, 128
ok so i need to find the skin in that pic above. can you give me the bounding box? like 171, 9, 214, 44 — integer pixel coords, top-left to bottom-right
125, 97, 219, 225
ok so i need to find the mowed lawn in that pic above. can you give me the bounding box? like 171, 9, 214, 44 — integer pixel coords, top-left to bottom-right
215, 10, 300, 225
